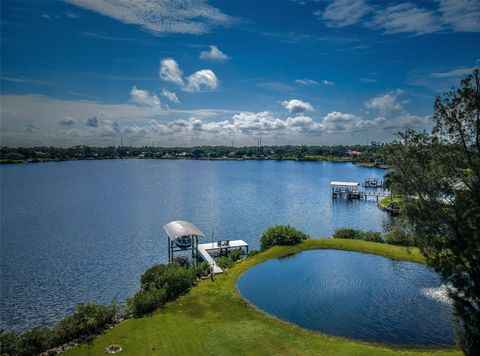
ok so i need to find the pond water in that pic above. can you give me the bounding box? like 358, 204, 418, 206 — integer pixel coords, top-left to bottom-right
237, 249, 455, 346
0, 159, 392, 331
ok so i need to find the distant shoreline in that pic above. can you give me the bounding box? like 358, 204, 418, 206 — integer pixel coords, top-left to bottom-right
0, 156, 389, 168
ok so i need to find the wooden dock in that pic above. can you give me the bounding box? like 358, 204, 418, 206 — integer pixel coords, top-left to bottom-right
198, 240, 249, 274
330, 181, 390, 201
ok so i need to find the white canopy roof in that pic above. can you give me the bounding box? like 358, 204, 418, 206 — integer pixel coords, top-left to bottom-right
164, 220, 205, 241
330, 181, 359, 187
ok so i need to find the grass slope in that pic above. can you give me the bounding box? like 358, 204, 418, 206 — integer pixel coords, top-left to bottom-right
68, 239, 459, 355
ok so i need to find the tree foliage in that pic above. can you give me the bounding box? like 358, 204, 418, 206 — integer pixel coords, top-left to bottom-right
385, 69, 480, 354
260, 225, 309, 250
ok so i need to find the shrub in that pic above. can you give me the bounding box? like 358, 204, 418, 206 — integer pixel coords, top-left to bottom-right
332, 228, 362, 239
140, 263, 197, 300
385, 226, 414, 246
19, 327, 55, 355
191, 262, 211, 278
216, 256, 234, 269
260, 225, 309, 250
0, 329, 21, 355
127, 288, 167, 317
173, 254, 190, 268
53, 302, 118, 343
249, 249, 260, 256
162, 266, 196, 300
360, 231, 383, 243
228, 249, 243, 261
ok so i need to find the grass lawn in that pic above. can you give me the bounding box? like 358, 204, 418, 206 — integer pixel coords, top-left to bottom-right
379, 196, 403, 209
67, 239, 460, 356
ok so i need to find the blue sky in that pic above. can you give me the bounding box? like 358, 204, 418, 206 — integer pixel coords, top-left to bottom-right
1, 0, 479, 147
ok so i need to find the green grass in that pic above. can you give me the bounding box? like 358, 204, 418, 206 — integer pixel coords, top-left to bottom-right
67, 239, 459, 355
379, 196, 403, 209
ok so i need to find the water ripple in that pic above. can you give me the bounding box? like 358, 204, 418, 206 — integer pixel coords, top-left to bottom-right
238, 249, 455, 346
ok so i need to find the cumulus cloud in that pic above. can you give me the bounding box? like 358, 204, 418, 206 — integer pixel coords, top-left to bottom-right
159, 58, 184, 86
85, 116, 99, 127
0, 94, 433, 147
130, 86, 161, 107
161, 89, 179, 103
58, 117, 77, 126
282, 99, 314, 114
184, 69, 218, 92
199, 45, 230, 61
316, 0, 371, 28
365, 90, 404, 115
67, 0, 235, 35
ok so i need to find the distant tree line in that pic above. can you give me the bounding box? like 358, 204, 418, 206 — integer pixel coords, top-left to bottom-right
0, 143, 388, 166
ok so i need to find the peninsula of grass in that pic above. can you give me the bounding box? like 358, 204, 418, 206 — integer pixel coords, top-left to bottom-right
67, 239, 459, 356
379, 196, 403, 209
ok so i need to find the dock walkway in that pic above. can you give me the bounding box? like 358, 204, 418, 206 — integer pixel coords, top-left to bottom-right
198, 239, 249, 274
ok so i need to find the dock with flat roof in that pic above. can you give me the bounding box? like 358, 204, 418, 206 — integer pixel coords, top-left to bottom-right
198, 240, 249, 274
330, 181, 390, 201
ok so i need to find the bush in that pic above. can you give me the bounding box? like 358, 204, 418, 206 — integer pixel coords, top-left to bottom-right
228, 249, 243, 261
260, 225, 309, 250
19, 327, 55, 355
360, 231, 383, 243
0, 329, 21, 356
385, 226, 414, 246
191, 262, 211, 278
332, 228, 363, 239
127, 288, 167, 317
173, 254, 190, 268
216, 256, 234, 269
53, 302, 118, 344
249, 249, 260, 256
140, 263, 197, 300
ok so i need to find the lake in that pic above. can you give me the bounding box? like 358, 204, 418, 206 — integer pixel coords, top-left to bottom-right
237, 249, 455, 346
0, 159, 391, 331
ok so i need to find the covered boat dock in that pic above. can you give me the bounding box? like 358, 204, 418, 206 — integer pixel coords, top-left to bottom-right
164, 220, 248, 274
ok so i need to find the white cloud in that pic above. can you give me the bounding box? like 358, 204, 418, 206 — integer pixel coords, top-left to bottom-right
130, 86, 161, 107
365, 90, 404, 115
438, 0, 480, 32
159, 59, 184, 86
199, 45, 230, 61
295, 79, 318, 85
85, 116, 99, 127
0, 94, 433, 147
42, 13, 52, 20
430, 66, 475, 78
322, 80, 334, 85
184, 69, 219, 92
368, 3, 443, 35
161, 89, 179, 104
316, 0, 480, 36
360, 77, 377, 83
317, 0, 371, 28
58, 117, 77, 126
67, 0, 235, 35
282, 99, 314, 114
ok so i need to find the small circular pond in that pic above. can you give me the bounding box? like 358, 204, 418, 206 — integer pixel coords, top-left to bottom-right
237, 250, 455, 346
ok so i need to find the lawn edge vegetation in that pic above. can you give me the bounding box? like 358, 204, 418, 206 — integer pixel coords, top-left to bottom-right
63, 237, 459, 356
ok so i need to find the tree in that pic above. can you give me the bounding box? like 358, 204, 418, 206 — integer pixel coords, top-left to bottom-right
385, 69, 480, 354
260, 225, 309, 250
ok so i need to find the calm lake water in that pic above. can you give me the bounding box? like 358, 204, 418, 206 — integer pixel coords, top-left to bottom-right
238, 249, 455, 346
0, 159, 392, 331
